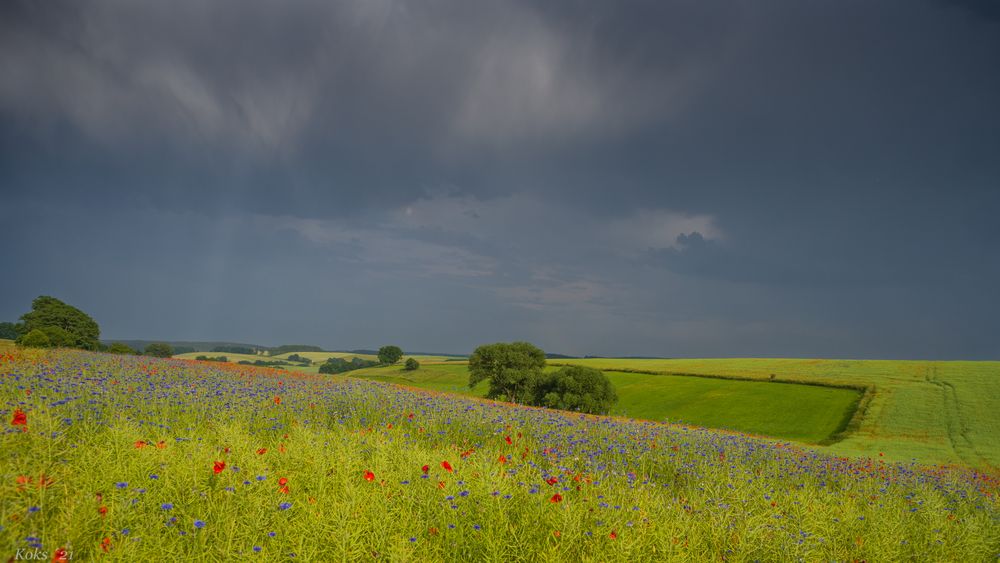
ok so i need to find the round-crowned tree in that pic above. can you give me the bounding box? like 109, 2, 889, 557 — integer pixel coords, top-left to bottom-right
468, 341, 546, 404
144, 342, 174, 358
530, 365, 618, 415
377, 345, 403, 365
16, 296, 100, 350
404, 357, 420, 371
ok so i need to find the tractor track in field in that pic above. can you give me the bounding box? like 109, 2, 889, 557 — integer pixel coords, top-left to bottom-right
924, 366, 993, 470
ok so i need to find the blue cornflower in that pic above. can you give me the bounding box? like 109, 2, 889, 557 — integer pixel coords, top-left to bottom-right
194, 520, 206, 529
253, 546, 262, 553
161, 503, 173, 510
115, 482, 128, 489
279, 502, 292, 510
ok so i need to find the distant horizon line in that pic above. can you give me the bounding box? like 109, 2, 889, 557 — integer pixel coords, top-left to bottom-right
95, 338, 999, 362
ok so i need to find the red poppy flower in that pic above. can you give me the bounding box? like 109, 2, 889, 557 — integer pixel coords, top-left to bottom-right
421, 465, 429, 474
100, 537, 111, 553
11, 408, 27, 426
156, 440, 167, 449
53, 547, 69, 562
278, 477, 288, 486
213, 460, 226, 474
546, 477, 558, 486
497, 455, 507, 464
98, 505, 108, 516
134, 440, 146, 449
363, 470, 375, 482
609, 531, 618, 540
550, 493, 562, 503
257, 448, 267, 455
441, 460, 453, 473
504, 435, 512, 445
278, 485, 290, 494
274, 396, 281, 405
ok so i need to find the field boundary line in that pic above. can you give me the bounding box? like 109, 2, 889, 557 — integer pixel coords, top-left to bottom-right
549, 363, 873, 446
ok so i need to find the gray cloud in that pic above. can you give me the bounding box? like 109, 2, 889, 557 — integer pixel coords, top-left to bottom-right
1, 0, 998, 359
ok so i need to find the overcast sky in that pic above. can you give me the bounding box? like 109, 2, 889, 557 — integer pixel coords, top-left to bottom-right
2, 0, 998, 359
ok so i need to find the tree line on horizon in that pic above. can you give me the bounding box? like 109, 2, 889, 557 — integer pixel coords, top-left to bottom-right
4, 296, 618, 415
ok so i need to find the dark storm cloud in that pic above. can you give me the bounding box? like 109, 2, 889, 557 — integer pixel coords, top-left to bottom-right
1, 0, 998, 359
945, 0, 1000, 21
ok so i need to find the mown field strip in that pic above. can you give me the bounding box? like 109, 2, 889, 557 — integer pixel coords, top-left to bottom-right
347, 363, 861, 444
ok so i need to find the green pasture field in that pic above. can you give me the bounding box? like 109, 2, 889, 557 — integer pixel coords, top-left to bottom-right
542, 358, 1000, 469
345, 358, 1000, 470
345, 364, 860, 445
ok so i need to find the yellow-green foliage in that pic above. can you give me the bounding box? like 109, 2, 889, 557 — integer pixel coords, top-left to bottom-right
1, 350, 997, 561
347, 358, 1000, 470
348, 365, 859, 444
544, 358, 1000, 469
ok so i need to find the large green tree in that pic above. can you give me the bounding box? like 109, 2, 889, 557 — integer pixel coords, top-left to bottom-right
144, 342, 174, 358
468, 341, 546, 403
377, 345, 403, 365
530, 365, 618, 415
16, 296, 100, 350
39, 326, 76, 348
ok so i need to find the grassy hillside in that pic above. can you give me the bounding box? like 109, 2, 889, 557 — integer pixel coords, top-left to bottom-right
544, 358, 1000, 469
346, 364, 860, 444
345, 358, 1000, 470
1, 350, 996, 561
136, 350, 1000, 469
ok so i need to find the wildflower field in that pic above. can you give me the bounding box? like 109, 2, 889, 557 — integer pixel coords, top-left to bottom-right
2, 349, 998, 561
